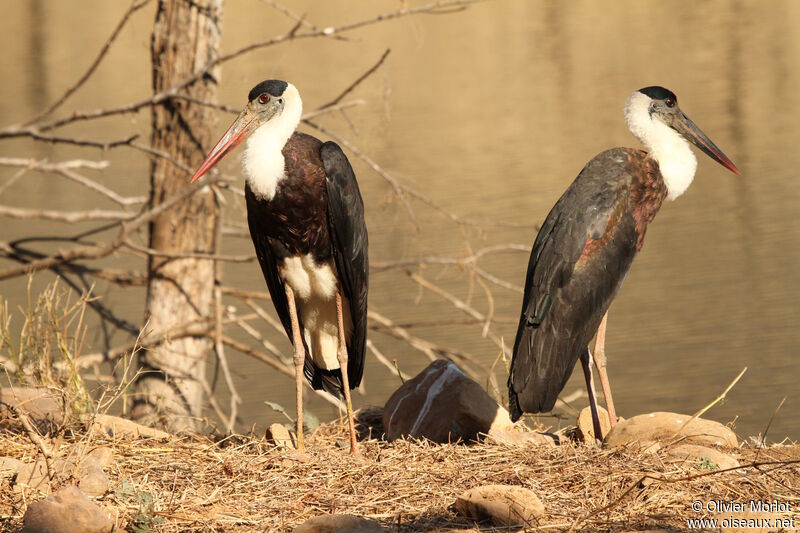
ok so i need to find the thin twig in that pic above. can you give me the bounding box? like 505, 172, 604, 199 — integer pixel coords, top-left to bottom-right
214, 285, 239, 433
23, 0, 152, 125
317, 49, 391, 110
3, 401, 56, 483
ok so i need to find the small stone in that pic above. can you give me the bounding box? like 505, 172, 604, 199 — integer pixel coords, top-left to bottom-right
455, 484, 544, 527
485, 429, 558, 447
15, 460, 50, 493
83, 414, 170, 440
665, 444, 740, 471
20, 485, 112, 533
85, 447, 114, 468
75, 457, 109, 498
15, 457, 109, 497
0, 456, 23, 478
266, 423, 295, 449
292, 513, 385, 532
383, 360, 513, 443
0, 387, 63, 433
577, 405, 613, 443
603, 412, 737, 449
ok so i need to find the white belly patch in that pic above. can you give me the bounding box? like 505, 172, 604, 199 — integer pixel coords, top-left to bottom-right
279, 255, 353, 370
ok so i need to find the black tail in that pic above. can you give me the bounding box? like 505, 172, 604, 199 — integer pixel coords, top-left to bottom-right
306, 364, 345, 399
508, 318, 574, 420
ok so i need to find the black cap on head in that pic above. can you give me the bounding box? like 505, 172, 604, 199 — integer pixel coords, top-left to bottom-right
638, 86, 677, 103
248, 80, 288, 102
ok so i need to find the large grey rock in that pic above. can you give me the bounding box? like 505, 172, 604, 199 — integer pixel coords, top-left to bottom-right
0, 387, 63, 433
455, 484, 544, 527
383, 360, 513, 443
20, 485, 112, 533
603, 412, 738, 449
292, 513, 385, 532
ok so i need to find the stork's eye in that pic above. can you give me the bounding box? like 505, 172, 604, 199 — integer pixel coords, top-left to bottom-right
258, 93, 270, 104
665, 97, 675, 108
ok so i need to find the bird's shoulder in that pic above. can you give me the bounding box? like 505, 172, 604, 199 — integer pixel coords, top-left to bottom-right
282, 132, 326, 183
533, 147, 643, 261
522, 148, 643, 323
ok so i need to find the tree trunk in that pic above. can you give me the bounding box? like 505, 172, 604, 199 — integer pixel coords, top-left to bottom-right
132, 0, 223, 432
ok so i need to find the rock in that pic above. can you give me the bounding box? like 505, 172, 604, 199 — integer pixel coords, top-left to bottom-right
485, 429, 558, 447
354, 406, 384, 440
383, 360, 513, 443
15, 457, 109, 496
83, 414, 170, 440
266, 423, 295, 449
603, 412, 737, 449
85, 446, 114, 468
0, 456, 23, 478
0, 387, 63, 433
664, 444, 740, 471
292, 513, 385, 532
20, 485, 112, 533
15, 460, 50, 493
455, 484, 544, 527
74, 457, 109, 497
577, 405, 612, 443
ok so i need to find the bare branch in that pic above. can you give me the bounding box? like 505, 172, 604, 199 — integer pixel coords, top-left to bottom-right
22, 0, 152, 125
3, 401, 56, 483
303, 119, 418, 226
0, 174, 224, 281
0, 0, 480, 140
123, 240, 255, 263
0, 205, 135, 223
214, 286, 239, 433
317, 49, 391, 110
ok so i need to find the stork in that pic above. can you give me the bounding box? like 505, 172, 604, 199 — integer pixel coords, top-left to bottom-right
191, 80, 368, 455
508, 86, 740, 440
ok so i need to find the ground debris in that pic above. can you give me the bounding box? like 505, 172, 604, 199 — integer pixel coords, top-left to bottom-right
0, 414, 797, 532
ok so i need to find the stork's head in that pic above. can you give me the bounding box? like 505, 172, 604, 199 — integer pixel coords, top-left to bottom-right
623, 86, 740, 200
191, 80, 302, 183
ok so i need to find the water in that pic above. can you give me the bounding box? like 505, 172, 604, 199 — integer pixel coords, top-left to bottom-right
0, 1, 798, 440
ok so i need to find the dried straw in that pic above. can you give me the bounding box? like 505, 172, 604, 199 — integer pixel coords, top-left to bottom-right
1, 408, 798, 532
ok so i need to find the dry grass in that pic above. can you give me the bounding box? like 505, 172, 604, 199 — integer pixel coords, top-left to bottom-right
1, 407, 798, 532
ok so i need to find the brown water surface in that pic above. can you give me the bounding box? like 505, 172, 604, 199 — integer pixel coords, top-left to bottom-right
1, 1, 798, 439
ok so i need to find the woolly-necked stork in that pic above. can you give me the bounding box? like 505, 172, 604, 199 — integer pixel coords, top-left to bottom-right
508, 86, 740, 439
191, 80, 368, 455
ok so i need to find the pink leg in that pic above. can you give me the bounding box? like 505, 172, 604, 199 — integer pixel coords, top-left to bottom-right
284, 285, 306, 451
336, 293, 360, 456
593, 311, 618, 427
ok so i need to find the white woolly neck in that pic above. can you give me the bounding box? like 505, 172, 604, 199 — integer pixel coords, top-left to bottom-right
624, 91, 697, 201
243, 83, 303, 200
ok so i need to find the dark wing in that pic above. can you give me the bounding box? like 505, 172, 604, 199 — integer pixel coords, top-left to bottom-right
508, 149, 640, 420
321, 141, 369, 390
246, 187, 323, 389
246, 204, 293, 341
